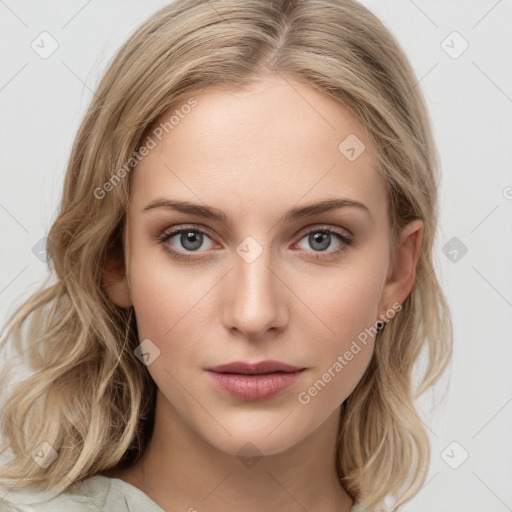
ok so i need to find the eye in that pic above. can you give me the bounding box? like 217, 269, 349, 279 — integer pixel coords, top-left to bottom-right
158, 226, 217, 260
157, 224, 353, 262
293, 226, 353, 259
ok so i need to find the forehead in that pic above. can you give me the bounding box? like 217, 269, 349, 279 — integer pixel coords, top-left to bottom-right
131, 75, 386, 216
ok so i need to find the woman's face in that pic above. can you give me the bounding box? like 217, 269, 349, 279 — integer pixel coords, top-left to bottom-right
110, 74, 421, 457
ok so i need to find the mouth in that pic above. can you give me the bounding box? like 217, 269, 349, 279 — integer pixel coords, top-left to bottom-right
204, 360, 306, 400
204, 360, 304, 375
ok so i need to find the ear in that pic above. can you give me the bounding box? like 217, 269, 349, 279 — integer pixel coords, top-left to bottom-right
102, 249, 132, 309
378, 219, 423, 316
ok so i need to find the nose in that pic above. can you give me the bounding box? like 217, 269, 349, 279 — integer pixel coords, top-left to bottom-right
222, 245, 289, 341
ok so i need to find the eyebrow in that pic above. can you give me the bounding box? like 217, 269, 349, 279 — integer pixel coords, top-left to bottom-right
142, 197, 371, 223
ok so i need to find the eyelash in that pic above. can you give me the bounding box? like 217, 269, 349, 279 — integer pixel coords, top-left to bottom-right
157, 224, 353, 262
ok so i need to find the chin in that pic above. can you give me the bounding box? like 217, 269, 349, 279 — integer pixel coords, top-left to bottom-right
209, 431, 300, 459
191, 409, 311, 459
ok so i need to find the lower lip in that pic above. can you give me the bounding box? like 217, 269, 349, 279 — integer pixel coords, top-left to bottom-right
206, 370, 305, 401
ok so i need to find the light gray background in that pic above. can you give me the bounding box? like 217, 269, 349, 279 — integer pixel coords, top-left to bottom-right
1, 1, 511, 510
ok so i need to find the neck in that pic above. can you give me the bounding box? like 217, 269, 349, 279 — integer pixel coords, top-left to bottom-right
103, 395, 355, 512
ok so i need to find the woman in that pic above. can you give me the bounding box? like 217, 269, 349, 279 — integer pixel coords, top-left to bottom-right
0, 0, 452, 510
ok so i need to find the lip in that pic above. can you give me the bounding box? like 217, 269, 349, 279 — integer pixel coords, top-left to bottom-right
204, 360, 306, 401
204, 360, 303, 374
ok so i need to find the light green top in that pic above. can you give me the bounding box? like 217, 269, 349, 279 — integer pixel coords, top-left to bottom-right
0, 475, 165, 512
0, 475, 368, 511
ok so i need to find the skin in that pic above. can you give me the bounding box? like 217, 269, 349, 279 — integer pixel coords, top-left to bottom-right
101, 74, 423, 512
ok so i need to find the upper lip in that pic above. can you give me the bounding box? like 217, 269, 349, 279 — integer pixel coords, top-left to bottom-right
205, 360, 304, 374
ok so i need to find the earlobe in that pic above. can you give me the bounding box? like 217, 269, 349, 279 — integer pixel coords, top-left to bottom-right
102, 256, 132, 309
378, 219, 423, 315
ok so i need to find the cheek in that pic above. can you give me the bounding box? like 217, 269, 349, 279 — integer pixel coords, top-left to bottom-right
295, 256, 386, 344
127, 246, 218, 369
129, 265, 201, 338
291, 257, 386, 399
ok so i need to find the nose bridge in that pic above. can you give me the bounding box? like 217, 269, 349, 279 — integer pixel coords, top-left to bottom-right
223, 237, 285, 338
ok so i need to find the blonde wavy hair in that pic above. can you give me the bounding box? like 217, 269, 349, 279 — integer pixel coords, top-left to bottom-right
0, 0, 452, 510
